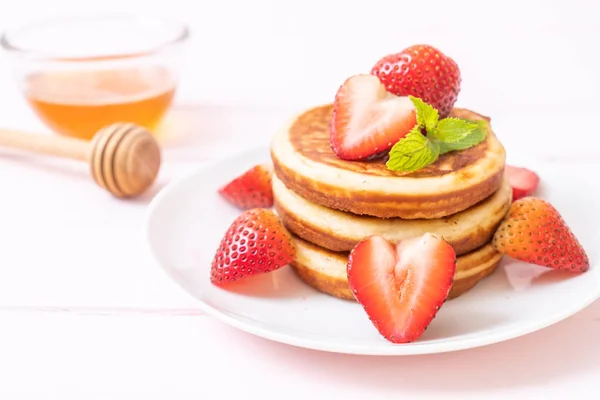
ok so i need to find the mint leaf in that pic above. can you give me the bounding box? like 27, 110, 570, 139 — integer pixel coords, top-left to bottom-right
409, 95, 438, 132
386, 127, 440, 172
431, 117, 478, 142
437, 119, 488, 154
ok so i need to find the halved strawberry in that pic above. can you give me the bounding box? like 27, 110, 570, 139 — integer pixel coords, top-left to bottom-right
347, 233, 456, 344
218, 164, 273, 209
211, 208, 296, 285
504, 165, 539, 201
493, 197, 589, 272
330, 74, 417, 160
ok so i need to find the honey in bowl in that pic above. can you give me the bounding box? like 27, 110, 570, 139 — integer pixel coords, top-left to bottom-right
1, 14, 189, 141
24, 66, 176, 140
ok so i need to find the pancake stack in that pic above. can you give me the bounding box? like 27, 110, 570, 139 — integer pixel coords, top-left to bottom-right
270, 104, 509, 300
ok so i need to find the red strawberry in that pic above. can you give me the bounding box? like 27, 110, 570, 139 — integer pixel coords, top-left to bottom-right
330, 74, 417, 160
371, 44, 461, 118
493, 197, 589, 272
211, 209, 296, 285
347, 233, 456, 343
218, 164, 273, 209
504, 165, 539, 201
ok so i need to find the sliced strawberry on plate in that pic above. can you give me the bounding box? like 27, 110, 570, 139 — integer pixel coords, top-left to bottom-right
493, 197, 589, 272
371, 44, 461, 118
211, 208, 296, 286
504, 165, 539, 201
330, 74, 417, 161
347, 233, 456, 343
218, 164, 273, 209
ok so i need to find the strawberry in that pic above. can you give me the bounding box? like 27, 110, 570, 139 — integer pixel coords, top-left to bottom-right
371, 45, 461, 118
218, 164, 273, 209
330, 74, 417, 160
347, 233, 456, 344
493, 197, 589, 272
211, 209, 296, 285
504, 165, 540, 201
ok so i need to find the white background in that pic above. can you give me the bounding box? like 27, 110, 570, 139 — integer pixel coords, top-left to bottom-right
0, 0, 599, 398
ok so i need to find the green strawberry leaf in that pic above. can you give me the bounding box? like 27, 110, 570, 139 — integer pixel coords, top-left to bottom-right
386, 127, 440, 172
409, 95, 438, 132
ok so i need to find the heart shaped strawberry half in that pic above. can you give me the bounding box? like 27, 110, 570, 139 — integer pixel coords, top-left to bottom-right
347, 233, 457, 343
330, 74, 417, 161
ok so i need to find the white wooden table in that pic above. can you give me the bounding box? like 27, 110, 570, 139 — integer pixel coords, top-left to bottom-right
0, 1, 599, 398
0, 99, 598, 399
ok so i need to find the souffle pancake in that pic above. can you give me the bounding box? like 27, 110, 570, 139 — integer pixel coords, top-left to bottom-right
270, 104, 506, 219
273, 176, 512, 254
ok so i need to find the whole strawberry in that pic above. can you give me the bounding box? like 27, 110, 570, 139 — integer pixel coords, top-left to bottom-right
371, 44, 461, 118
211, 209, 296, 285
218, 164, 273, 210
493, 197, 589, 272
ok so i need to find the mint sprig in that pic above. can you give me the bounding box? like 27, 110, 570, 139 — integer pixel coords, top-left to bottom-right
386, 96, 488, 172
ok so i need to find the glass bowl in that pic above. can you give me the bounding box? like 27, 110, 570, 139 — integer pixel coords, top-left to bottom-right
1, 13, 189, 140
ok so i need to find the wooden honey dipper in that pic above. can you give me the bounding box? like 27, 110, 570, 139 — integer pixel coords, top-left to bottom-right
0, 123, 161, 198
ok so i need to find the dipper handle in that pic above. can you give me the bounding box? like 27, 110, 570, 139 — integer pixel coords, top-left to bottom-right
0, 129, 89, 161
0, 123, 161, 199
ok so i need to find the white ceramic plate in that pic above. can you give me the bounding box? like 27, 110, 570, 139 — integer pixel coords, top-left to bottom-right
145, 147, 600, 355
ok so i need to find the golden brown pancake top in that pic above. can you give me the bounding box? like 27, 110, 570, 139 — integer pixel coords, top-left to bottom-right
289, 104, 492, 178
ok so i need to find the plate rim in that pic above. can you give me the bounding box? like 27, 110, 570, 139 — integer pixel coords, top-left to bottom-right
145, 145, 600, 356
